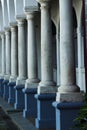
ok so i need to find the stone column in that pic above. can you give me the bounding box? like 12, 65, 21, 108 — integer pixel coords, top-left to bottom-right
77, 26, 84, 90
0, 33, 6, 96
25, 12, 39, 87
35, 0, 56, 129
56, 32, 60, 86
23, 11, 39, 118
8, 25, 18, 104
3, 28, 11, 100
0, 37, 2, 75
16, 19, 27, 85
37, 0, 56, 94
1, 33, 6, 77
57, 0, 82, 103
53, 1, 83, 130
14, 18, 27, 110
5, 28, 11, 79
10, 25, 18, 81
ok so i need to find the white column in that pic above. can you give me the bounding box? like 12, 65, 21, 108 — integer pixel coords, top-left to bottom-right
10, 26, 18, 82
77, 26, 85, 91
37, 0, 56, 94
16, 19, 27, 85
5, 28, 11, 79
25, 12, 39, 88
77, 27, 82, 87
1, 33, 6, 77
57, 0, 83, 102
0, 37, 2, 74
56, 32, 60, 86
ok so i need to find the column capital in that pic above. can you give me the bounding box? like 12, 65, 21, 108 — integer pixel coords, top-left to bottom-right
17, 18, 26, 27
16, 15, 26, 26
37, 0, 51, 8
10, 25, 17, 32
25, 12, 35, 20
37, 0, 51, 3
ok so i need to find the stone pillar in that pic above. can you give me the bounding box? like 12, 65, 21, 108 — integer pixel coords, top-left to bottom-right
57, 0, 82, 102
77, 26, 84, 91
37, 0, 56, 94
56, 32, 60, 86
53, 1, 83, 130
1, 33, 6, 77
14, 18, 27, 110
3, 28, 11, 100
5, 28, 11, 79
35, 0, 56, 129
10, 26, 18, 81
0, 33, 6, 96
23, 12, 39, 118
25, 12, 39, 85
16, 19, 27, 85
0, 37, 2, 75
8, 25, 18, 104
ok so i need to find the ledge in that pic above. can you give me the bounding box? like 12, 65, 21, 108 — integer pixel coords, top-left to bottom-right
2, 80, 9, 84
52, 101, 84, 110
14, 85, 24, 90
23, 88, 37, 94
35, 93, 56, 100
8, 82, 16, 86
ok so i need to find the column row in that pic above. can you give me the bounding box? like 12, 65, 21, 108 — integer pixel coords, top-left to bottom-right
0, 0, 84, 130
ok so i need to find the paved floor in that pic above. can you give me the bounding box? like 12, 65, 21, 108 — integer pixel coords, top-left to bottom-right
0, 96, 38, 130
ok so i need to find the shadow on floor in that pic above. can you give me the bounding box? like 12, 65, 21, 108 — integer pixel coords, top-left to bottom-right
0, 106, 20, 130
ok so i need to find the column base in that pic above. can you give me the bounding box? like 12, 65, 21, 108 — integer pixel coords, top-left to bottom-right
23, 88, 37, 118
35, 93, 56, 129
3, 80, 9, 100
38, 84, 57, 94
8, 82, 16, 104
0, 79, 4, 96
56, 92, 84, 102
14, 85, 24, 110
52, 101, 83, 130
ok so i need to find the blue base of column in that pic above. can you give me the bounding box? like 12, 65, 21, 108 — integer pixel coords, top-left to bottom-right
0, 79, 4, 96
35, 94, 56, 129
23, 88, 37, 118
52, 102, 83, 130
8, 82, 16, 104
14, 85, 24, 110
3, 80, 9, 100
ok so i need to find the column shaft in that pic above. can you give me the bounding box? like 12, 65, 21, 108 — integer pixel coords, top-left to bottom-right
58, 0, 80, 93
10, 26, 18, 79
37, 1, 56, 93
16, 19, 27, 85
1, 33, 6, 76
41, 2, 53, 82
27, 13, 37, 81
5, 29, 11, 76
